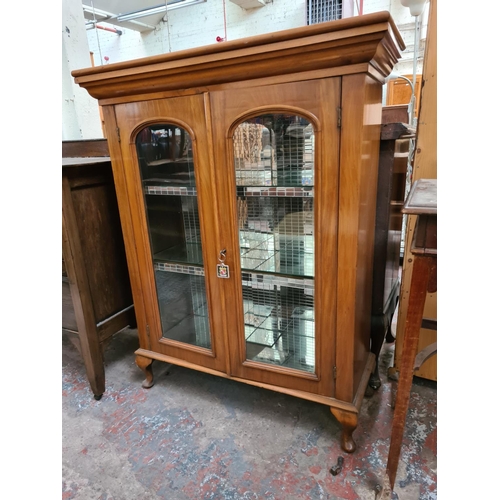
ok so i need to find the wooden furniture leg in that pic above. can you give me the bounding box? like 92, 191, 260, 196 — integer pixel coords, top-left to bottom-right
136, 355, 155, 388
330, 407, 358, 453
370, 121, 414, 391
78, 329, 106, 400
385, 254, 434, 489
369, 315, 389, 390
67, 332, 105, 400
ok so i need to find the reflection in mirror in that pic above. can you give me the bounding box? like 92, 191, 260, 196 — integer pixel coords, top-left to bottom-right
136, 124, 211, 349
137, 124, 195, 186
233, 114, 316, 373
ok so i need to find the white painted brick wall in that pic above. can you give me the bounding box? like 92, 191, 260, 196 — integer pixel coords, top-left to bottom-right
86, 0, 428, 73
364, 0, 430, 76
86, 0, 308, 65
62, 0, 103, 139
69, 0, 430, 133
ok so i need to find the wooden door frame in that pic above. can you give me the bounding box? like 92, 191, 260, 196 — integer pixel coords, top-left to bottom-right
208, 78, 341, 396
108, 95, 228, 373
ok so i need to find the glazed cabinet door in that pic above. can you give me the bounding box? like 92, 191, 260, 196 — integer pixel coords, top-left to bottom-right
210, 79, 341, 395
113, 95, 226, 372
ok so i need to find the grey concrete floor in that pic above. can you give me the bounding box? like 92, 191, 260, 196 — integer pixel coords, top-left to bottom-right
62, 326, 437, 500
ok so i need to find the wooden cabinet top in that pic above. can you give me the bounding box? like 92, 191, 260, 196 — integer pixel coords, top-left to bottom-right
62, 138, 109, 159
402, 179, 437, 216
72, 11, 404, 103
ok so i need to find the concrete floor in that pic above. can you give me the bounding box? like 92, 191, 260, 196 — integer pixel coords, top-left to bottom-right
62, 327, 437, 500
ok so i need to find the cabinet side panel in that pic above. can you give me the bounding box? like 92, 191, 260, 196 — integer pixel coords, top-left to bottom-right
354, 77, 382, 393
67, 164, 133, 323
336, 74, 381, 402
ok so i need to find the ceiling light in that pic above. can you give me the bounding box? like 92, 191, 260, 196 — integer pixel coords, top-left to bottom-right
400, 0, 428, 17
116, 0, 205, 23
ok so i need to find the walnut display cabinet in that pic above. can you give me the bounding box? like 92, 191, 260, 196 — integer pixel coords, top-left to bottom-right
72, 12, 404, 452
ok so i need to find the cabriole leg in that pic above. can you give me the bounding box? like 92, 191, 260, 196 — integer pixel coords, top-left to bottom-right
135, 355, 154, 388
330, 407, 358, 453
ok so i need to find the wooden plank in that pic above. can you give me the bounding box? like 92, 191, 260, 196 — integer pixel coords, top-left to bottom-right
97, 306, 136, 343
62, 139, 109, 158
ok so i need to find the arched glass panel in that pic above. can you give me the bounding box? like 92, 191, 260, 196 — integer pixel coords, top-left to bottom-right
233, 114, 315, 373
136, 124, 211, 349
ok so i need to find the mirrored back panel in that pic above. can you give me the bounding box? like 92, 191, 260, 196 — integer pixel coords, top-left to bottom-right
137, 124, 211, 349
233, 114, 316, 373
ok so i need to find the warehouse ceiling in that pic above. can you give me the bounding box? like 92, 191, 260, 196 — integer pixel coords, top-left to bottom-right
82, 0, 204, 32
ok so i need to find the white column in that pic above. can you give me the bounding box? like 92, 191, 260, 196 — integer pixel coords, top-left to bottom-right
62, 0, 103, 140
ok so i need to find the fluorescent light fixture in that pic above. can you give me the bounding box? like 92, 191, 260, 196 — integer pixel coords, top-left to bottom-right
82, 5, 115, 20
116, 0, 205, 23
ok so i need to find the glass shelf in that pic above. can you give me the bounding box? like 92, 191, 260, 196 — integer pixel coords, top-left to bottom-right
154, 243, 204, 267
239, 231, 314, 278
235, 168, 314, 188
144, 183, 197, 194
144, 184, 314, 197
242, 186, 314, 197
243, 300, 315, 373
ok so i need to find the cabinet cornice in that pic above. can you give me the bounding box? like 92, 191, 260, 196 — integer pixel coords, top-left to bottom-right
72, 11, 404, 101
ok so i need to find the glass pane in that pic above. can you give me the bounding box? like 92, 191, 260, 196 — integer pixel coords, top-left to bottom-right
137, 124, 211, 349
233, 114, 316, 373
243, 274, 315, 372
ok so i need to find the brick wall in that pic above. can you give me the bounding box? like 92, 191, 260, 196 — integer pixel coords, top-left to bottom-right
86, 0, 429, 76
68, 0, 430, 136
86, 0, 307, 66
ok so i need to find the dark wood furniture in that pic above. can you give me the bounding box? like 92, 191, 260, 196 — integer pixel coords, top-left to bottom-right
370, 116, 415, 389
382, 178, 437, 491
72, 12, 405, 451
62, 139, 135, 400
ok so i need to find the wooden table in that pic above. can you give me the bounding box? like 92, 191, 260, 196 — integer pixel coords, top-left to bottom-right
379, 178, 437, 493
62, 139, 135, 400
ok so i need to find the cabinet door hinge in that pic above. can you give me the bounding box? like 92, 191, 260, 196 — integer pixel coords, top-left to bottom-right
146, 324, 150, 339
116, 127, 121, 143
333, 366, 337, 380
337, 107, 342, 129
